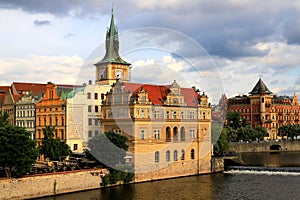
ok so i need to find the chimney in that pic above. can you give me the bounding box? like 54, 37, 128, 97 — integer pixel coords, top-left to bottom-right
88, 80, 92, 85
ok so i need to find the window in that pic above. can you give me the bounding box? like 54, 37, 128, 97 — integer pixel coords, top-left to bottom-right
181, 111, 184, 119
88, 105, 92, 112
49, 117, 52, 126
166, 127, 171, 142
180, 127, 185, 141
55, 117, 58, 125
61, 130, 64, 140
95, 106, 99, 113
190, 149, 195, 160
101, 93, 105, 100
88, 130, 92, 137
94, 93, 98, 99
87, 92, 91, 99
95, 130, 99, 137
141, 110, 145, 118
73, 144, 78, 151
166, 151, 170, 162
190, 129, 195, 139
173, 111, 177, 119
141, 130, 145, 140
154, 111, 160, 119
173, 127, 178, 142
173, 150, 178, 161
154, 130, 160, 140
88, 118, 93, 126
44, 117, 46, 126
166, 111, 169, 119
155, 151, 159, 163
94, 119, 99, 126
181, 150, 185, 160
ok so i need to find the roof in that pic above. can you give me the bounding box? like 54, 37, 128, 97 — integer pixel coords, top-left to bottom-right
0, 86, 10, 94
12, 82, 47, 98
123, 82, 200, 107
249, 78, 272, 95
94, 9, 130, 65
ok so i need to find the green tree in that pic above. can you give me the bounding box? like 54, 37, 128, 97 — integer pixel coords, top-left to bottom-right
87, 131, 128, 167
0, 112, 38, 177
279, 124, 300, 140
214, 128, 230, 155
226, 111, 242, 129
39, 126, 71, 161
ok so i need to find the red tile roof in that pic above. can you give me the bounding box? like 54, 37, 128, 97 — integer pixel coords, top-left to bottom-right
12, 82, 47, 97
0, 94, 5, 106
124, 82, 200, 107
0, 86, 10, 94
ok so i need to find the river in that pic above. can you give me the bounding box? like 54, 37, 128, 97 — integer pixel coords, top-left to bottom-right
37, 151, 300, 200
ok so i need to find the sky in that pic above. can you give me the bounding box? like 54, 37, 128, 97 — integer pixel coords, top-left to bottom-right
1, 0, 300, 103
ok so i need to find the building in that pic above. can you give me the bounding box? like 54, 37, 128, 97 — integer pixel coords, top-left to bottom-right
35, 82, 82, 148
66, 80, 111, 153
14, 83, 46, 139
96, 10, 212, 182
228, 78, 300, 139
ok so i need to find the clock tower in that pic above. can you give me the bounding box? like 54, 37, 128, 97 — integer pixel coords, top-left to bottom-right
95, 9, 131, 85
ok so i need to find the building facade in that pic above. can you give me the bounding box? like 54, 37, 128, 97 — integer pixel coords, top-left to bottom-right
96, 11, 212, 182
228, 78, 300, 139
66, 81, 111, 153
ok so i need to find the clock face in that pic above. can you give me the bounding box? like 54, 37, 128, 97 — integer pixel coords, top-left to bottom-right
115, 70, 122, 79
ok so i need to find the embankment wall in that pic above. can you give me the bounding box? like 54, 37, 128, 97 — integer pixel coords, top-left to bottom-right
0, 169, 107, 200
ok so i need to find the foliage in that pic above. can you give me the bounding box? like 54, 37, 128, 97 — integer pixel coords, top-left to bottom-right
211, 122, 223, 145
0, 112, 38, 177
213, 128, 230, 154
87, 131, 128, 167
39, 126, 71, 161
278, 124, 300, 140
101, 167, 134, 187
226, 111, 242, 129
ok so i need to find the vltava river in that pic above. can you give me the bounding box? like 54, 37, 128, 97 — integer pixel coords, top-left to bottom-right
38, 152, 300, 200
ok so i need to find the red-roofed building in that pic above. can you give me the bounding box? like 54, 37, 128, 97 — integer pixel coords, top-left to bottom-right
92, 11, 213, 182
101, 79, 212, 182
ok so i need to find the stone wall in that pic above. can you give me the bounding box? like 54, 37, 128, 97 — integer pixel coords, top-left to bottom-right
229, 141, 300, 153
0, 169, 108, 200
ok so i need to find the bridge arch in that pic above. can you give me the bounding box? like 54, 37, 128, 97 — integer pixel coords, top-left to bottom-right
270, 144, 282, 151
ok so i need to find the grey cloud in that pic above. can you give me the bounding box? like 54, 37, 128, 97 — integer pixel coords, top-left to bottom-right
33, 19, 51, 26
284, 19, 300, 45
64, 33, 76, 38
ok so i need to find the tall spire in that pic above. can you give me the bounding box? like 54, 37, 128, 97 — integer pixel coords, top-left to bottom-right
95, 8, 129, 65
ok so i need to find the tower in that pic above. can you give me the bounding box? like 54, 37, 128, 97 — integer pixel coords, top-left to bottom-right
95, 9, 131, 85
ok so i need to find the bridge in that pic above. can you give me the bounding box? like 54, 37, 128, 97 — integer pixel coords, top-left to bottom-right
229, 140, 300, 153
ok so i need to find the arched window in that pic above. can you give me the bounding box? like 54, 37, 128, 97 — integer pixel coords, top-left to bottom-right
155, 151, 159, 163
173, 127, 178, 142
166, 150, 170, 162
180, 127, 185, 141
181, 149, 185, 160
166, 127, 171, 142
173, 150, 178, 161
190, 149, 195, 160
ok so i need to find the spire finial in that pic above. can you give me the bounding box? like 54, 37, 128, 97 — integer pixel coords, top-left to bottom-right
112, 3, 114, 15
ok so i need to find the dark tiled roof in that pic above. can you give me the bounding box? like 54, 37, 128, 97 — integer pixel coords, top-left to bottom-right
249, 78, 272, 95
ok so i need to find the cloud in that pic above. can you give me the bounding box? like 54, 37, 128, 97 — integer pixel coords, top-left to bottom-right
33, 19, 51, 26
64, 32, 76, 38
284, 18, 300, 45
0, 54, 84, 86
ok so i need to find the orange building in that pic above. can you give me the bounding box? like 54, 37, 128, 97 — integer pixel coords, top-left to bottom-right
228, 78, 300, 139
35, 82, 81, 147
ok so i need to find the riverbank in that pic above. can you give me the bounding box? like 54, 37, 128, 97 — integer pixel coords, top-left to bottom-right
0, 158, 224, 199
0, 168, 108, 200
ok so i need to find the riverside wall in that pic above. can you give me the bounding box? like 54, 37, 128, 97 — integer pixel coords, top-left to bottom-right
0, 169, 108, 200
229, 141, 300, 153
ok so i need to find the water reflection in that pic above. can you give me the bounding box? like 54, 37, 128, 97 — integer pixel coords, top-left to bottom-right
239, 151, 300, 167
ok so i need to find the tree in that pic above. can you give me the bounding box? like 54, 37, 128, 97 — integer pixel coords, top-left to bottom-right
39, 126, 71, 161
213, 128, 230, 155
0, 112, 38, 177
226, 111, 242, 129
87, 131, 128, 167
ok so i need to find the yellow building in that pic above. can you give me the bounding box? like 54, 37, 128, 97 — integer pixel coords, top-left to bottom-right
96, 11, 212, 182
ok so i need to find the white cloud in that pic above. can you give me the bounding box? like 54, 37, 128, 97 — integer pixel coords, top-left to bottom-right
0, 54, 84, 85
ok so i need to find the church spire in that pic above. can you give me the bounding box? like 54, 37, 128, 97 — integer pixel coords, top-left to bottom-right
95, 8, 129, 65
